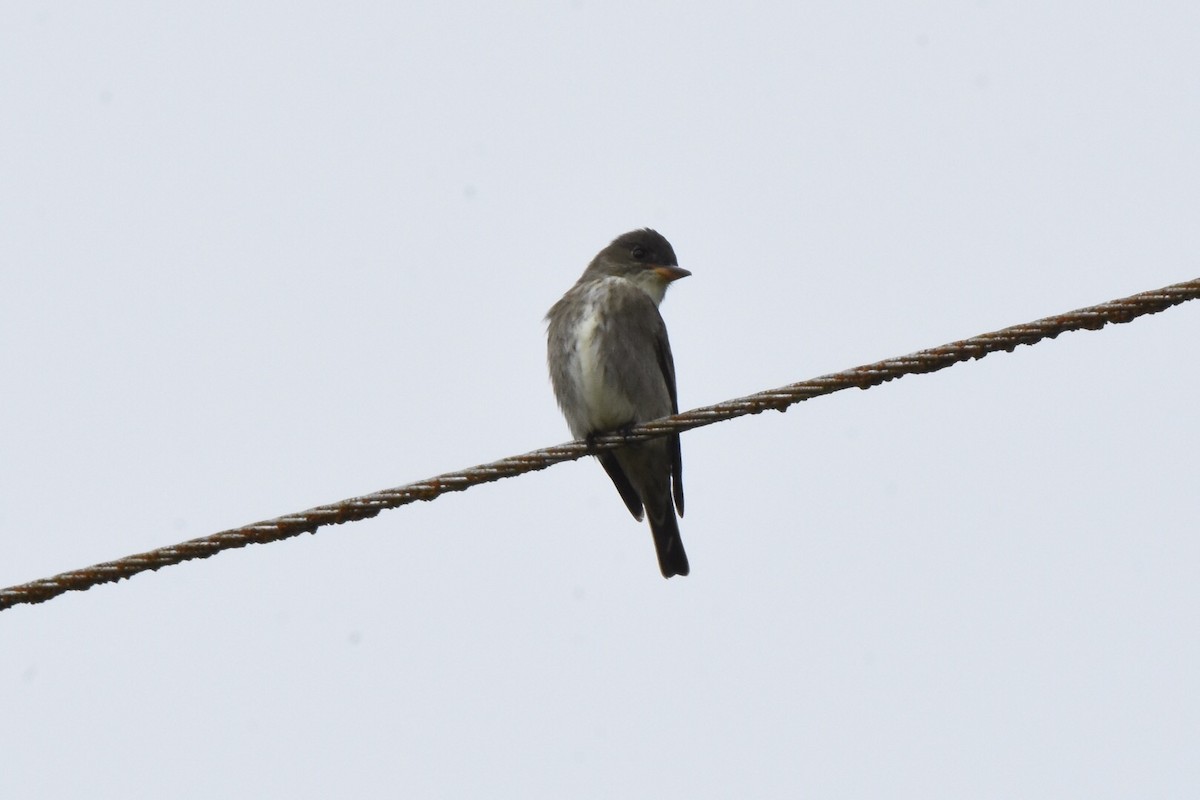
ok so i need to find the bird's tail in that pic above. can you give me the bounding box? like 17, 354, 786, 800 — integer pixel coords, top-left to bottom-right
649, 512, 689, 578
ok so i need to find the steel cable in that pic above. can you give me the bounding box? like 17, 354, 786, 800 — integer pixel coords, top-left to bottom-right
2, 277, 1197, 611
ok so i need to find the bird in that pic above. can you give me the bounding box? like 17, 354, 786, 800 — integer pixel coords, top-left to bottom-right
545, 229, 691, 578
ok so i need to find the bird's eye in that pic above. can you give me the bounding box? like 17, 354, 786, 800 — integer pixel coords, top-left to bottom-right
631, 245, 647, 260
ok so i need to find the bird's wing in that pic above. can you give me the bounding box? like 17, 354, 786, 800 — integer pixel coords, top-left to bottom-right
603, 282, 685, 517
597, 451, 645, 520
654, 319, 685, 517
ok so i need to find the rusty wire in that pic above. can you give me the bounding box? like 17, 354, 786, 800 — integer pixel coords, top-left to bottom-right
2, 277, 1198, 611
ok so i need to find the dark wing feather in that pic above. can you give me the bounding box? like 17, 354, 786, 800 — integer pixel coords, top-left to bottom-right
598, 452, 645, 521
596, 282, 685, 517
653, 306, 685, 517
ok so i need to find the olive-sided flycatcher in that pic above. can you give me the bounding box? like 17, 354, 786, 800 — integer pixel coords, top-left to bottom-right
546, 229, 691, 577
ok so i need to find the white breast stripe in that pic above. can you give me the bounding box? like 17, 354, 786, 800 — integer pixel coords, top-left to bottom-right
571, 279, 637, 434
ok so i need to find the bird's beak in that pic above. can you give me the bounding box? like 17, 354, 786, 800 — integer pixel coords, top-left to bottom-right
653, 265, 692, 282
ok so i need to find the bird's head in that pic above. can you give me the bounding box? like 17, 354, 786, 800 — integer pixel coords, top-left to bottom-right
585, 228, 690, 304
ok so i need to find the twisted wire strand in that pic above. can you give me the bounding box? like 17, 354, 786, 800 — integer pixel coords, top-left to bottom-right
3, 278, 1197, 611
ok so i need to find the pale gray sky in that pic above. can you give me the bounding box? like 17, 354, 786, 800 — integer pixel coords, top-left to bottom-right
3, 3, 1199, 797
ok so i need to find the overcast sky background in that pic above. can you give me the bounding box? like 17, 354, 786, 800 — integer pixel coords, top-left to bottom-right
3, 3, 1199, 797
